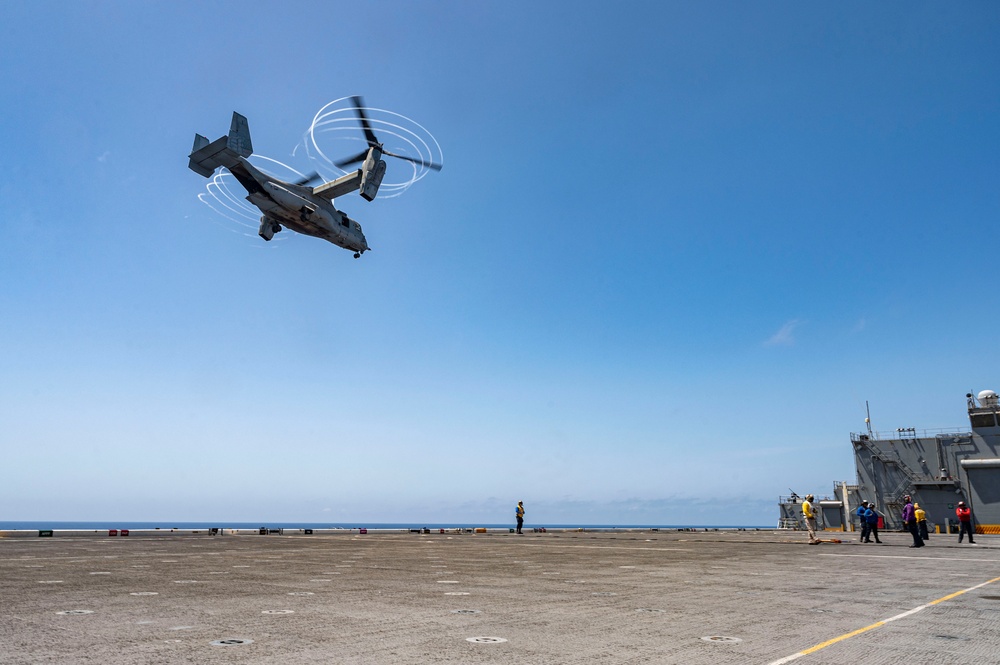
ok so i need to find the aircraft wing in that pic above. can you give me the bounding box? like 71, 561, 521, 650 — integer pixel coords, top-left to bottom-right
312, 170, 363, 200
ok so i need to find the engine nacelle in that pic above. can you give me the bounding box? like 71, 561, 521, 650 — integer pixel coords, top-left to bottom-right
361, 157, 387, 202
258, 215, 280, 241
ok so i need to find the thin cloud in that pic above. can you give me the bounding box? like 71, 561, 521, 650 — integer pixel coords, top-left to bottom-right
764, 319, 802, 346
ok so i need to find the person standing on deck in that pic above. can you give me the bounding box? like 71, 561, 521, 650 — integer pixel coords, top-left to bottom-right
856, 500, 870, 542
864, 502, 882, 543
956, 501, 976, 544
802, 494, 819, 544
902, 495, 924, 548
515, 501, 525, 535
915, 503, 929, 541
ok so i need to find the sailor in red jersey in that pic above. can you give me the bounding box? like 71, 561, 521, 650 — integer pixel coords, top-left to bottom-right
956, 501, 976, 545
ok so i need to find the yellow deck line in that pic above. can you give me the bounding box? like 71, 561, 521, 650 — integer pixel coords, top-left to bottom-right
765, 576, 1000, 664
798, 621, 884, 655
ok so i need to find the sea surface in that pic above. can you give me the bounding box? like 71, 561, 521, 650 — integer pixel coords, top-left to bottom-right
0, 521, 767, 531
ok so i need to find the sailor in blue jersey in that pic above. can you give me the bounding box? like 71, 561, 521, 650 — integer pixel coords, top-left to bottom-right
863, 503, 882, 543
515, 501, 525, 534
856, 500, 870, 542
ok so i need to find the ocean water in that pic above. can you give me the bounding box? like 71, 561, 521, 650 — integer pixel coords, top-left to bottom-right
0, 521, 766, 531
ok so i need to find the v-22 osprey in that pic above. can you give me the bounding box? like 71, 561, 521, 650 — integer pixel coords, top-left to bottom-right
188, 98, 441, 258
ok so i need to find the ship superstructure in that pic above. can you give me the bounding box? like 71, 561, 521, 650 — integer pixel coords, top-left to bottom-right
779, 390, 1000, 534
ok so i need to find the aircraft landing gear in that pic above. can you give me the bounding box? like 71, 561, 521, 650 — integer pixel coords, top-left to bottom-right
258, 216, 281, 242
353, 252, 361, 259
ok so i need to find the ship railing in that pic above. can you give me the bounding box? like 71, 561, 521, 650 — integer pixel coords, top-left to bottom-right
779, 494, 830, 503
851, 427, 970, 442
777, 495, 826, 530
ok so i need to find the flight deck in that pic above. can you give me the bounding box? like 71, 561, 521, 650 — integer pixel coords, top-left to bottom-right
2, 529, 998, 664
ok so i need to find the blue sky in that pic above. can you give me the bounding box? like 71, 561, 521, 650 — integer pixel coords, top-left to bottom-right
2, 2, 998, 526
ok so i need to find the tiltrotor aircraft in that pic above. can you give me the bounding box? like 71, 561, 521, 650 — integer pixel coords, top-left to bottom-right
188, 98, 441, 258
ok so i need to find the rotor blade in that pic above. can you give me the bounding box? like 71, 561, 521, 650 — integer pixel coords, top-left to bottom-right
292, 171, 321, 186
351, 96, 379, 146
333, 149, 369, 169
382, 149, 443, 171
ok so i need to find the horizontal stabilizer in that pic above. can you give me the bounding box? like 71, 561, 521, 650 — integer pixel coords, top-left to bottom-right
188, 135, 229, 177
188, 112, 253, 177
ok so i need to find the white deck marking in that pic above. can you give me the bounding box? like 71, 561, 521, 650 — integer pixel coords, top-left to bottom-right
507, 543, 687, 553
765, 575, 1000, 664
819, 553, 1000, 563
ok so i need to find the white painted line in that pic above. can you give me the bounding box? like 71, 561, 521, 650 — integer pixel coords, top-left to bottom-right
510, 543, 687, 553
765, 575, 1000, 665
819, 553, 1000, 563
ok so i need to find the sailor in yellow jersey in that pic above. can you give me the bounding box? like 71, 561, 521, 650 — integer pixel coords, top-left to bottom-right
915, 503, 929, 541
802, 494, 819, 544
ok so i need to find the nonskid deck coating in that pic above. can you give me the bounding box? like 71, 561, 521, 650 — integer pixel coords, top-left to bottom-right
2, 530, 999, 664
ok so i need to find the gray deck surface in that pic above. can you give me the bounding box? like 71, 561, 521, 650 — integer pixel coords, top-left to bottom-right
2, 530, 998, 664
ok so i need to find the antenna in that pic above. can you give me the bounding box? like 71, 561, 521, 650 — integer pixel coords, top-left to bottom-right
865, 401, 874, 439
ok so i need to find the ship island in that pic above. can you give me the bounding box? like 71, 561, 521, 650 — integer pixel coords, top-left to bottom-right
780, 388, 1000, 535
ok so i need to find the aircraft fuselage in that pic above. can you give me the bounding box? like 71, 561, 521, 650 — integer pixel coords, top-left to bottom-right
231, 159, 369, 254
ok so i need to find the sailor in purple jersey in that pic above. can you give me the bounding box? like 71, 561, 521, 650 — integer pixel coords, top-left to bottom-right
901, 495, 923, 548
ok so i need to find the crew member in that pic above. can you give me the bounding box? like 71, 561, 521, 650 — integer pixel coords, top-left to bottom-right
956, 501, 976, 544
864, 502, 882, 543
915, 503, 929, 541
515, 501, 525, 535
902, 495, 924, 548
802, 494, 819, 544
856, 500, 870, 542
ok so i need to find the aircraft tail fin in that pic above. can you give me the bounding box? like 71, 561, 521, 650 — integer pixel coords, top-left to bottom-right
188, 112, 253, 177
227, 112, 253, 157
192, 133, 210, 153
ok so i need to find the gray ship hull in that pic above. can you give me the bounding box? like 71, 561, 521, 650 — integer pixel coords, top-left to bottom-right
781, 390, 1000, 536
